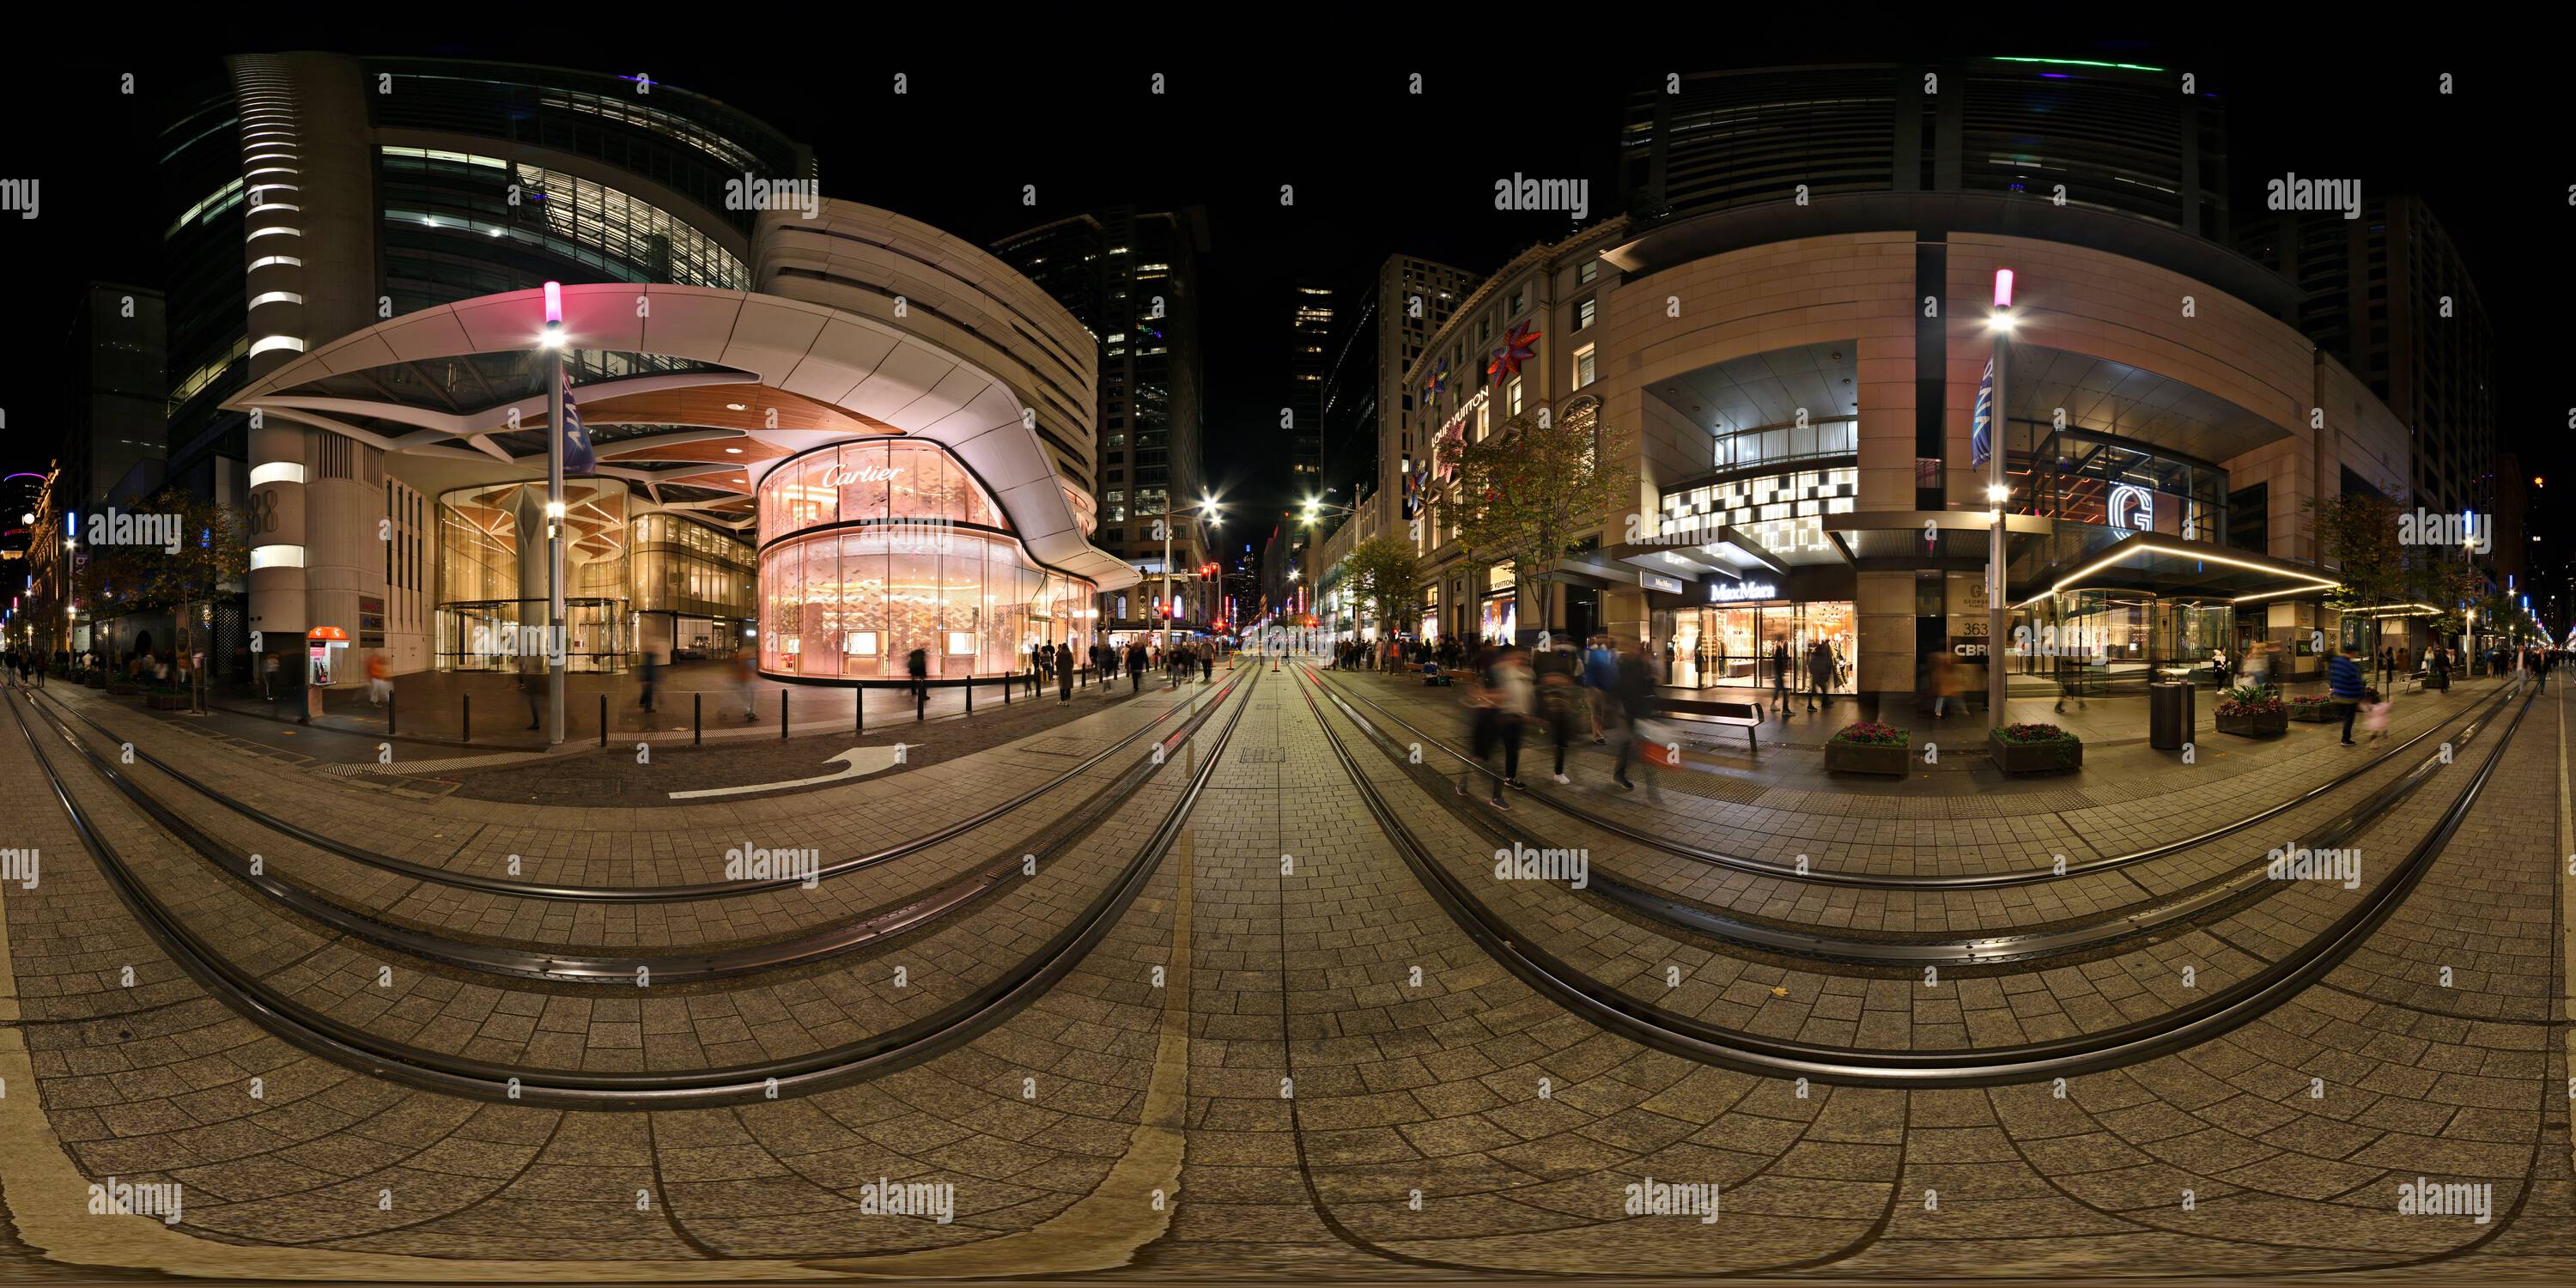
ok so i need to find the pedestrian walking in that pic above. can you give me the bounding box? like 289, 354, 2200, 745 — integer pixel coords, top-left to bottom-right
735, 653, 760, 721
907, 646, 929, 712
1805, 637, 1834, 713
1582, 635, 1617, 743
2328, 643, 2366, 745
367, 651, 393, 707
1540, 665, 1578, 785
1769, 640, 1791, 714
2360, 688, 2391, 744
1127, 641, 1145, 694
1929, 650, 1959, 719
636, 647, 660, 713
1610, 639, 1664, 797
1455, 645, 1530, 808
1058, 646, 1074, 702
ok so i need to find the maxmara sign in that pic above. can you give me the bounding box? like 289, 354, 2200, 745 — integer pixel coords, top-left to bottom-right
1710, 580, 1777, 603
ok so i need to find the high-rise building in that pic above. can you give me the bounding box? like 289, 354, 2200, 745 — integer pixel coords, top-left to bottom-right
2235, 194, 2495, 525
992, 207, 1212, 630
148, 52, 812, 677
1620, 58, 2227, 240
1319, 255, 1480, 526
59, 283, 169, 513
1288, 278, 1335, 486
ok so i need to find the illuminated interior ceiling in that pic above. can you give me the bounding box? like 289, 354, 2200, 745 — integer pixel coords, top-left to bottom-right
2005, 346, 2286, 464
1652, 341, 1861, 431
223, 283, 1138, 591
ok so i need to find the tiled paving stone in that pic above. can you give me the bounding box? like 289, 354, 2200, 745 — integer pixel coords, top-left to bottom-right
1324, 675, 2461, 940
32, 677, 1242, 957
33, 677, 1230, 895
1324, 670, 2507, 879
1, 691, 1200, 1267
3, 675, 2568, 1280
1303, 667, 2542, 1054
9, 679, 1254, 1081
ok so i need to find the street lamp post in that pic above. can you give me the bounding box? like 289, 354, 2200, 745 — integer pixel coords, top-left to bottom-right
541, 282, 568, 746
1984, 269, 2015, 726
1162, 495, 1222, 677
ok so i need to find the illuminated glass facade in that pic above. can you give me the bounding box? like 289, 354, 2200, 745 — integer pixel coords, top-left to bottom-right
756, 440, 1096, 681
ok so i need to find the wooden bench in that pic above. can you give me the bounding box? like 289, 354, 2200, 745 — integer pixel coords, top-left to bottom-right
1657, 697, 1765, 752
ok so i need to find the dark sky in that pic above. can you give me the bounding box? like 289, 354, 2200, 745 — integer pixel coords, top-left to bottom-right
4, 32, 2565, 623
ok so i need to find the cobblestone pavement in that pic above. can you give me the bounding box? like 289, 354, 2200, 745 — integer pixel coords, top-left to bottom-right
0, 669, 2567, 1283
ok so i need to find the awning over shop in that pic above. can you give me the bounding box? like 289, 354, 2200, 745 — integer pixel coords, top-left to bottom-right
1606, 523, 1791, 586
2018, 533, 2340, 606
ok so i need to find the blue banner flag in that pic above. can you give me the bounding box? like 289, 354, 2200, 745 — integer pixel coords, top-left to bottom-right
1970, 358, 1994, 468
561, 366, 595, 474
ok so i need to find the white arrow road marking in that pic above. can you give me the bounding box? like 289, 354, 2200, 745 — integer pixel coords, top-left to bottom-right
666, 744, 913, 799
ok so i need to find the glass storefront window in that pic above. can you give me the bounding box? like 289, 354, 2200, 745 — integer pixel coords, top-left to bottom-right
754, 441, 1092, 679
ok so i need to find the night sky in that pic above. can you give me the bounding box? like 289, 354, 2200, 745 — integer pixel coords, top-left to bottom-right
3, 33, 2563, 622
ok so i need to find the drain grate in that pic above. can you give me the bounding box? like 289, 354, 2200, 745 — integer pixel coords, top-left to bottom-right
1236, 747, 1285, 762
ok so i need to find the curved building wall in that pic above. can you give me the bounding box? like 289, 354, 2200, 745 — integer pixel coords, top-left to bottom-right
1599, 220, 2407, 698
755, 440, 1092, 682
754, 204, 1101, 532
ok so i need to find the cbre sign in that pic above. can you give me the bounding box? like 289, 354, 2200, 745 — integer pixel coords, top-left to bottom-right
1710, 580, 1777, 603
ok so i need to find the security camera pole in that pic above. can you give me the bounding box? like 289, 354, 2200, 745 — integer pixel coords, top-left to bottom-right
1985, 268, 2014, 725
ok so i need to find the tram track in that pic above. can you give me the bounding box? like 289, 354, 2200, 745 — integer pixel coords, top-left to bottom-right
0, 668, 1260, 1107
1291, 663, 2537, 1085
1315, 666, 2512, 890
27, 675, 1225, 902
1309, 668, 2515, 966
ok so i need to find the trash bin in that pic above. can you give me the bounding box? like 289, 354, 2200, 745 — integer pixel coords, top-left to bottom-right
2148, 680, 2193, 750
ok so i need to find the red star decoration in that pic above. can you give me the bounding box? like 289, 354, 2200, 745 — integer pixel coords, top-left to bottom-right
1487, 321, 1541, 385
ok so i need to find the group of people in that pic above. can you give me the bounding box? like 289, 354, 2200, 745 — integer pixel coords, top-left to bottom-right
3, 646, 70, 687
1452, 634, 1667, 808
1019, 637, 1221, 702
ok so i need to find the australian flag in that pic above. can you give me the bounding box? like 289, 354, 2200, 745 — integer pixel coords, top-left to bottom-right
1969, 358, 1995, 469
561, 366, 596, 474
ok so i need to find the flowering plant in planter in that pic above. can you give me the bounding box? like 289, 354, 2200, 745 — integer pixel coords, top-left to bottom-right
2214, 684, 2285, 717
1824, 720, 1909, 776
1829, 720, 1909, 746
1992, 721, 2076, 744
2287, 693, 2338, 721
1988, 721, 2082, 773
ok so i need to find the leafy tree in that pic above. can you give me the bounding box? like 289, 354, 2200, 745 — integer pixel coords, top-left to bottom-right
1335, 535, 1421, 639
2410, 547, 2485, 639
2304, 492, 2406, 639
1436, 407, 1626, 643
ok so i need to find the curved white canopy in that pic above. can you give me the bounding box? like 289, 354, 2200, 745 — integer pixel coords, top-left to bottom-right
228, 283, 1137, 591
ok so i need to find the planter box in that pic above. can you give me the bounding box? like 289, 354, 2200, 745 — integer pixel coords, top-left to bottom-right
82, 675, 106, 688
1825, 739, 1910, 777
2215, 709, 2289, 738
146, 692, 188, 710
2288, 703, 2337, 723
106, 682, 141, 696
1988, 733, 2082, 775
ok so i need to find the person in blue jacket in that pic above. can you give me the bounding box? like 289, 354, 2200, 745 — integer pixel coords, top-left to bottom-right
2327, 643, 2367, 745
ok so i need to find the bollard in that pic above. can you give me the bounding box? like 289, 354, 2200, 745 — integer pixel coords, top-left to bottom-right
462, 693, 471, 744
598, 693, 607, 747
966, 679, 973, 714
781, 689, 789, 739
856, 688, 863, 734
695, 692, 702, 746
916, 684, 925, 722
1002, 671, 1010, 704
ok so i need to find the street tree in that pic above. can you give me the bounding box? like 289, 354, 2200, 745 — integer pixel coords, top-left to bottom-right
1436, 407, 1626, 644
